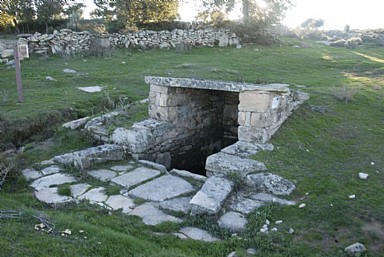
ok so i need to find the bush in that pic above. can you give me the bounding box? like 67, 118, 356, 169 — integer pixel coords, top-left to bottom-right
330, 86, 358, 103
226, 21, 279, 45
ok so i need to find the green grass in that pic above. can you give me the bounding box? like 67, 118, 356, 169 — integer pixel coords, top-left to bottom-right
1, 38, 384, 256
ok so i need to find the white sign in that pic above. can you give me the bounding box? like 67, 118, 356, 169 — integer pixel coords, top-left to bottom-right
18, 44, 29, 60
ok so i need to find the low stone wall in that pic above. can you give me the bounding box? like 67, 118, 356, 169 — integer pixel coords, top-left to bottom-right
11, 28, 240, 56
110, 76, 309, 172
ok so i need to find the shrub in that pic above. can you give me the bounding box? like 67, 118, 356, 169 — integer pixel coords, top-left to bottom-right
330, 86, 359, 103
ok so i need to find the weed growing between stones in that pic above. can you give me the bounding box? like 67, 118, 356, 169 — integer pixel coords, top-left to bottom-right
57, 183, 72, 197
226, 171, 247, 194
104, 184, 121, 196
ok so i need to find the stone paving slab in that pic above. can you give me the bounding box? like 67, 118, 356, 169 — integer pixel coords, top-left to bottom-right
138, 160, 167, 173
41, 165, 61, 176
34, 187, 74, 205
205, 152, 267, 178
246, 173, 296, 196
159, 196, 192, 214
22, 168, 43, 181
250, 192, 296, 206
129, 203, 182, 226
111, 167, 161, 189
110, 164, 135, 172
170, 169, 207, 183
70, 183, 91, 198
190, 176, 233, 215
78, 187, 108, 203
179, 227, 220, 242
218, 211, 247, 233
221, 141, 262, 157
31, 173, 76, 191
229, 198, 264, 214
106, 195, 135, 213
128, 175, 194, 202
88, 169, 117, 182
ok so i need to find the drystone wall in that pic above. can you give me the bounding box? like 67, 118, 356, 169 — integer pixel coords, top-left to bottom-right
8, 28, 239, 57
110, 76, 309, 172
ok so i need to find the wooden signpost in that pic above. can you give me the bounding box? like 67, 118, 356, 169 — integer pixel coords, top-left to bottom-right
13, 43, 29, 103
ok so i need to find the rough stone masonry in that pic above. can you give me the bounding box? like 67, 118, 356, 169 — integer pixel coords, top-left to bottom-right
111, 76, 309, 174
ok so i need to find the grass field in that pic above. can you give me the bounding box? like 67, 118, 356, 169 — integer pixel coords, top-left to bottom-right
0, 38, 383, 256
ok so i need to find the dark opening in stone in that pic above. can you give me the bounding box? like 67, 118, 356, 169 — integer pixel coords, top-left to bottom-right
166, 89, 239, 175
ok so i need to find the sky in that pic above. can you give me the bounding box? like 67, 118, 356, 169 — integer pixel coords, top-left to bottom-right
83, 0, 384, 30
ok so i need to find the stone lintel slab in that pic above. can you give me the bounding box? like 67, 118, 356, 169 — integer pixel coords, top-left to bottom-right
145, 76, 290, 93
205, 152, 267, 178
189, 175, 234, 215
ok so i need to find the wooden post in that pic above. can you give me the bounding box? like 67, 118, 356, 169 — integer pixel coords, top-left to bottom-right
13, 43, 24, 103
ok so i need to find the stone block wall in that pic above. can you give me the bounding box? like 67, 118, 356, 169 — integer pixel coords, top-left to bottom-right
125, 85, 239, 173
13, 28, 240, 56
237, 89, 299, 143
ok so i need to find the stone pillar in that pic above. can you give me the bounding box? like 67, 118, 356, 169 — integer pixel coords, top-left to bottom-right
237, 90, 289, 144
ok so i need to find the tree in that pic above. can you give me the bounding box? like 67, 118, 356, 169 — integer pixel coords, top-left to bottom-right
201, 0, 293, 26
93, 0, 178, 31
197, 8, 227, 26
0, 0, 35, 33
64, 2, 85, 31
35, 0, 65, 33
301, 18, 324, 30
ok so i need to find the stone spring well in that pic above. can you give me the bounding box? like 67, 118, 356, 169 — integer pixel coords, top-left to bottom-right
111, 76, 309, 175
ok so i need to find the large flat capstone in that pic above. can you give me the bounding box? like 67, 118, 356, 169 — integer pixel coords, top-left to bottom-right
128, 175, 194, 202
190, 176, 233, 215
205, 152, 267, 178
111, 167, 161, 189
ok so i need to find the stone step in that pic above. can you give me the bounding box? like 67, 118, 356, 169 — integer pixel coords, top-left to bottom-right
205, 152, 267, 178
189, 175, 234, 215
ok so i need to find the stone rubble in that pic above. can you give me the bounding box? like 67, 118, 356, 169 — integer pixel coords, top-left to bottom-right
344, 242, 367, 254
358, 172, 369, 180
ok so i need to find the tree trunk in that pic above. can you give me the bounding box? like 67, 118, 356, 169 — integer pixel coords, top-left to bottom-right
242, 0, 250, 24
